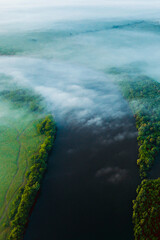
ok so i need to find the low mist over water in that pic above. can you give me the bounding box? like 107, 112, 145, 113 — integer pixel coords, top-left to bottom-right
1, 1, 160, 239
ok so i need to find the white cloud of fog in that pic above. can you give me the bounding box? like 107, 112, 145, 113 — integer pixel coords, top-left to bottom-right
96, 167, 128, 183
0, 0, 160, 33
113, 131, 138, 142
0, 57, 130, 126
0, 3, 160, 132
1, 0, 160, 7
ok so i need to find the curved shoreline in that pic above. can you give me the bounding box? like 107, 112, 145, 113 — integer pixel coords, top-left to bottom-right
114, 70, 160, 239
8, 115, 56, 240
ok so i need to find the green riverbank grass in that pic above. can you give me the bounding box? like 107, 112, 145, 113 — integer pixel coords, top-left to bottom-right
0, 108, 45, 239
0, 77, 56, 239
8, 115, 56, 240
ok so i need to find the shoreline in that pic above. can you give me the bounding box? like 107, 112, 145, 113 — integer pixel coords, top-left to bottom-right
8, 115, 56, 240
114, 71, 160, 239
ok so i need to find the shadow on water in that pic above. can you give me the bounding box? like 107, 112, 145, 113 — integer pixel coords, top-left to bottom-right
24, 112, 140, 240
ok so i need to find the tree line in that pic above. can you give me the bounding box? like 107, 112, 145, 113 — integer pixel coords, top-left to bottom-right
8, 115, 56, 240
118, 74, 160, 239
119, 75, 160, 178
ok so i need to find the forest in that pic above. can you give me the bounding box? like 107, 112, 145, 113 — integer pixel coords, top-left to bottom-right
114, 70, 160, 239
118, 75, 160, 178
133, 178, 160, 239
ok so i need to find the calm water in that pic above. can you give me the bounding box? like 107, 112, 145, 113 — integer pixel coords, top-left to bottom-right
25, 112, 140, 240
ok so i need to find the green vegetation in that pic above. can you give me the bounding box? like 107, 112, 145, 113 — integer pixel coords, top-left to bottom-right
0, 75, 56, 240
8, 115, 56, 240
118, 75, 160, 178
133, 178, 160, 240
109, 67, 160, 240
0, 48, 18, 56
0, 89, 43, 112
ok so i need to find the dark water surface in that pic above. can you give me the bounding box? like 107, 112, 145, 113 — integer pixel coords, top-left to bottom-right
25, 113, 140, 240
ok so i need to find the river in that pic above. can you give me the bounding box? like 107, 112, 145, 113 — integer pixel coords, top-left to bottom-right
24, 96, 140, 240
1, 4, 159, 239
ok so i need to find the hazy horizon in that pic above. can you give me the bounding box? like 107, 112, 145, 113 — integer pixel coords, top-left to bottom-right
0, 0, 160, 7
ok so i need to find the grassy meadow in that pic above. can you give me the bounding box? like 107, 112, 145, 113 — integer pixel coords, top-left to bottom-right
0, 76, 49, 239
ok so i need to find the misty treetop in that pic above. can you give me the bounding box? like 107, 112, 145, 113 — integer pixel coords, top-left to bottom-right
110, 67, 160, 240
118, 75, 160, 178
0, 89, 44, 112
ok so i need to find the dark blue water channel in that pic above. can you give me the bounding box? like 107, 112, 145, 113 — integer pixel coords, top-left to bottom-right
25, 106, 140, 240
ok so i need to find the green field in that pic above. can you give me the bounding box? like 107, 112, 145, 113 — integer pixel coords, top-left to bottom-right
0, 76, 53, 239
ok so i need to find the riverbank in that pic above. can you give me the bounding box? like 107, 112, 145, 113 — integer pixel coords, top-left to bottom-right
111, 68, 160, 239
0, 81, 56, 240
8, 115, 56, 240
